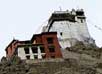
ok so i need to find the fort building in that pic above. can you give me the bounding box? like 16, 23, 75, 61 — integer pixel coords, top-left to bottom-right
42, 9, 95, 49
5, 32, 62, 60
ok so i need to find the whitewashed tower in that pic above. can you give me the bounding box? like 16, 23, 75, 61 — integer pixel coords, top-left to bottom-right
42, 9, 95, 49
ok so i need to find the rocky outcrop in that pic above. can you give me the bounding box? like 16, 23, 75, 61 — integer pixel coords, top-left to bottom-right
0, 42, 102, 74
0, 56, 102, 74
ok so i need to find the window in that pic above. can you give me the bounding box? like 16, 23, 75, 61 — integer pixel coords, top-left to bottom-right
40, 47, 45, 53
26, 55, 30, 59
81, 19, 83, 23
31, 47, 38, 53
34, 55, 38, 59
60, 32, 63, 36
49, 46, 55, 53
47, 37, 53, 44
24, 47, 29, 54
51, 55, 55, 58
42, 55, 46, 59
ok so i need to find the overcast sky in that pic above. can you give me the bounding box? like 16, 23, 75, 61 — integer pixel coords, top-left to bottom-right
0, 0, 101, 59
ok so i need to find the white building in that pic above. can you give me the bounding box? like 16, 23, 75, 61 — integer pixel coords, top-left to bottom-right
42, 9, 95, 49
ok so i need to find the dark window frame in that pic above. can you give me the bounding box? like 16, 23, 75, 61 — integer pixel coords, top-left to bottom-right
51, 55, 55, 58
40, 47, 45, 53
49, 46, 55, 53
34, 55, 38, 59
31, 47, 38, 53
42, 54, 46, 59
47, 37, 53, 44
24, 47, 29, 54
60, 32, 63, 36
81, 19, 83, 23
26, 55, 30, 59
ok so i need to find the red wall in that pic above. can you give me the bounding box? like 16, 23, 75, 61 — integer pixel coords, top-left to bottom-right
6, 32, 62, 59
6, 41, 22, 58
32, 33, 62, 58
6, 40, 18, 58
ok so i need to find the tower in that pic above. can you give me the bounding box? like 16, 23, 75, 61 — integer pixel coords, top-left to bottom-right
42, 9, 95, 49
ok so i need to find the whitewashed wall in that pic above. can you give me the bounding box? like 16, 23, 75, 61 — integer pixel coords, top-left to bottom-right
18, 47, 26, 59
48, 19, 93, 48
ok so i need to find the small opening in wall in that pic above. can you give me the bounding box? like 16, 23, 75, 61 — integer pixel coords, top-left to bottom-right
60, 32, 63, 36
51, 55, 55, 58
42, 55, 46, 59
81, 19, 83, 23
40, 47, 45, 53
24, 47, 29, 54
31, 47, 38, 53
26, 55, 30, 59
49, 46, 55, 53
47, 37, 53, 44
34, 55, 38, 59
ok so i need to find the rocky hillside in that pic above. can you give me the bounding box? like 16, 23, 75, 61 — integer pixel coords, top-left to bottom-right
1, 42, 102, 74
0, 56, 100, 74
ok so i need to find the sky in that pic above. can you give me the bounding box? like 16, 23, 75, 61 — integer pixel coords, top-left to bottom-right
0, 0, 102, 59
